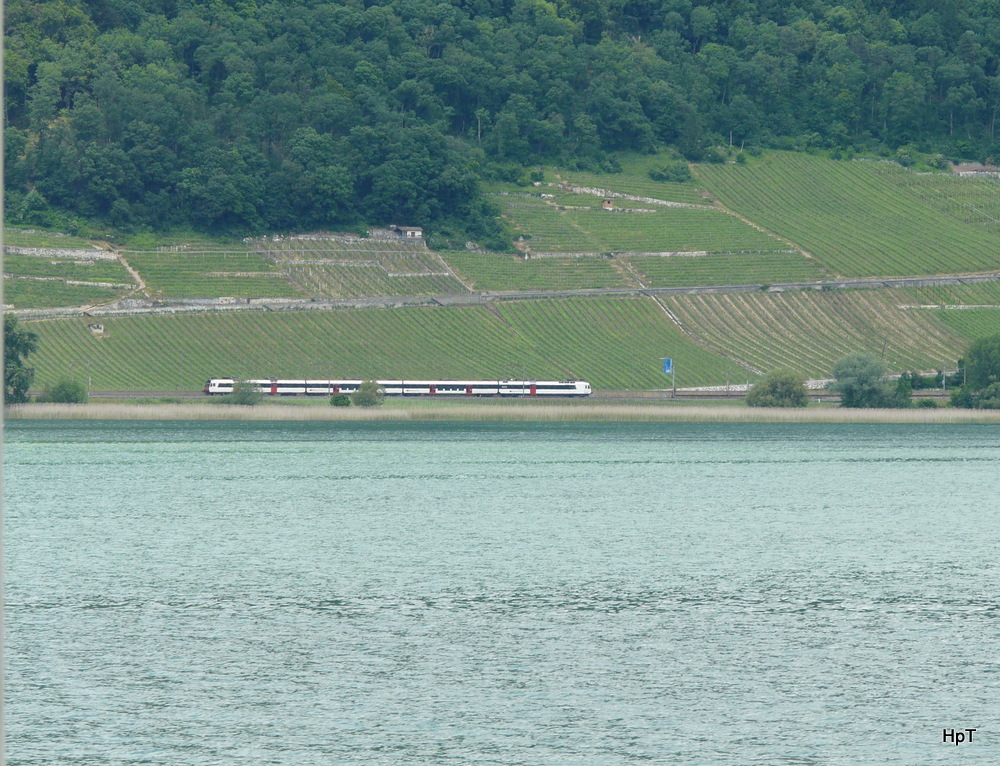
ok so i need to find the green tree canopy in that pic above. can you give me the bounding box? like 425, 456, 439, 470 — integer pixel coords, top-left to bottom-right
11, 0, 1000, 239
746, 370, 809, 408
828, 353, 892, 408
4, 315, 39, 404
965, 333, 1000, 390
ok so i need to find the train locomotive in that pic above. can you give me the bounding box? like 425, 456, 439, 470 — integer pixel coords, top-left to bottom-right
204, 377, 592, 397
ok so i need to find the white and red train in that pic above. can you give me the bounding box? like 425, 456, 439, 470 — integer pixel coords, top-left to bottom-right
204, 377, 592, 397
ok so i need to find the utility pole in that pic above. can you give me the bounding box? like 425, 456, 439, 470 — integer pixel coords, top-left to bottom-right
662, 358, 675, 397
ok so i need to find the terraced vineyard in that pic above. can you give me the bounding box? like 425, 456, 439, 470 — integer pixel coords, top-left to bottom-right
663, 288, 967, 376
251, 235, 468, 297
906, 282, 1000, 305
28, 308, 553, 390
495, 297, 735, 388
5, 254, 133, 283
879, 164, 1000, 228
444, 253, 628, 291
499, 196, 603, 252
123, 251, 299, 298
3, 237, 136, 308
695, 153, 1000, 277
3, 279, 125, 309
494, 194, 786, 254
546, 153, 709, 204
934, 308, 1000, 341
629, 252, 830, 287
26, 297, 735, 390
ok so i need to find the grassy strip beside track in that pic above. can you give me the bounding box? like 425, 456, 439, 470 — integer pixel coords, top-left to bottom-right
695, 153, 1000, 277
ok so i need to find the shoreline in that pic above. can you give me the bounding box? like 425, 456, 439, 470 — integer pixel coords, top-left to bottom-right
6, 401, 1000, 423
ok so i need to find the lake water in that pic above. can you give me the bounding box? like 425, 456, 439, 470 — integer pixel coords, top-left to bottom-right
5, 420, 1000, 764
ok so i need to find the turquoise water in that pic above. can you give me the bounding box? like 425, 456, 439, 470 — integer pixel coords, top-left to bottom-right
5, 421, 1000, 764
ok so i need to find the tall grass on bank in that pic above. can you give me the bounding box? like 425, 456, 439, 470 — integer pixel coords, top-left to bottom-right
8, 402, 1000, 423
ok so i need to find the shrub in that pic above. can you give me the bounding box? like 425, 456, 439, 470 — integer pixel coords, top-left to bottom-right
350, 380, 385, 407
648, 161, 693, 183
746, 370, 809, 407
40, 378, 88, 403
702, 147, 727, 164
950, 385, 975, 408
894, 145, 916, 167
220, 379, 263, 406
330, 393, 351, 407
901, 371, 936, 390
915, 398, 938, 408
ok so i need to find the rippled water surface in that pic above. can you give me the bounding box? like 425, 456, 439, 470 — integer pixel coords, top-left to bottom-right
5, 420, 1000, 764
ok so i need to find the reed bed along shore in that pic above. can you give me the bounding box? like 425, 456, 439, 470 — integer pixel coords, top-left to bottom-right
7, 402, 1000, 424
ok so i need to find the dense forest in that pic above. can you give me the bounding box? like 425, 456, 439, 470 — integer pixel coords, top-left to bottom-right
6, 0, 1000, 245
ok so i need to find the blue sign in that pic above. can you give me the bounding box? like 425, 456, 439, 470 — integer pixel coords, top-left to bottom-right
662, 358, 673, 374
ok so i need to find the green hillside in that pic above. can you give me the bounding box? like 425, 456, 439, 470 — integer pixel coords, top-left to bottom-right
9, 151, 1000, 393
25, 285, 994, 393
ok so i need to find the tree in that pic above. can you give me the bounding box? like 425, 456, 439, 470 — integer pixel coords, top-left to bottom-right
351, 380, 384, 407
951, 334, 1000, 408
746, 370, 809, 407
965, 333, 1000, 390
4, 316, 39, 404
828, 353, 892, 408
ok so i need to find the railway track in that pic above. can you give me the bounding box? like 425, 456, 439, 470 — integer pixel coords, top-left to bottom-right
73, 389, 955, 402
